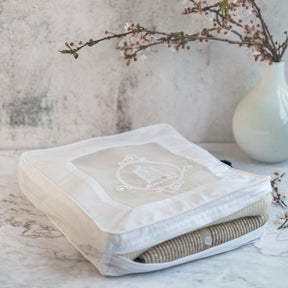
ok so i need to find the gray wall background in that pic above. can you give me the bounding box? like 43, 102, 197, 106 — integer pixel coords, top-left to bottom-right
1, 0, 288, 149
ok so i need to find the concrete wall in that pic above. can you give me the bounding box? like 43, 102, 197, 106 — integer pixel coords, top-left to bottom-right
1, 0, 288, 149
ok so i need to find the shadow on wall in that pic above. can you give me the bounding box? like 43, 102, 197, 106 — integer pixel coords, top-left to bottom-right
115, 72, 139, 133
5, 89, 53, 128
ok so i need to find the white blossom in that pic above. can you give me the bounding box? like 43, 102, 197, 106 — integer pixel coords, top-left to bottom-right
124, 23, 131, 32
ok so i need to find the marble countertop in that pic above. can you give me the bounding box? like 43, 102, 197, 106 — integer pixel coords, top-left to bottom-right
1, 143, 288, 288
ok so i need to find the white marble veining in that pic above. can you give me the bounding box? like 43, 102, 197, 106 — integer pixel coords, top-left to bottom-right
1, 0, 288, 149
0, 144, 288, 287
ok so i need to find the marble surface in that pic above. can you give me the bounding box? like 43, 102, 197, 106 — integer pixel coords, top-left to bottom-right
1, 143, 288, 287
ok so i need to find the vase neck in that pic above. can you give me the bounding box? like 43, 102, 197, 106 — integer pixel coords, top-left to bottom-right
261, 62, 287, 85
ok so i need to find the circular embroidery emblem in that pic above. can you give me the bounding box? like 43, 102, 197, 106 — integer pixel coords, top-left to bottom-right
116, 155, 192, 193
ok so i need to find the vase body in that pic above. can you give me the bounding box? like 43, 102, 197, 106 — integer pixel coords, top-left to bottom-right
232, 62, 288, 163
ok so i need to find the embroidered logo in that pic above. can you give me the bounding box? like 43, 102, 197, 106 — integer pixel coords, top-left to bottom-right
116, 155, 192, 193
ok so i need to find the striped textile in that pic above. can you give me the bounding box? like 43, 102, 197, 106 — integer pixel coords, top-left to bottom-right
135, 214, 268, 263
208, 193, 271, 227
122, 194, 271, 260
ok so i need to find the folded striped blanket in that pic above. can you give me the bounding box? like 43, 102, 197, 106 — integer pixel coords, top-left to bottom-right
136, 215, 268, 263
122, 193, 271, 261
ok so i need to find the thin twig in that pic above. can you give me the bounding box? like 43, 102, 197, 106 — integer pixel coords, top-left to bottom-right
278, 218, 288, 230
248, 0, 279, 61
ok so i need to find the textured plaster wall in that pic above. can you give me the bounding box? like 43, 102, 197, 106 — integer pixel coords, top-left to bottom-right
1, 0, 288, 149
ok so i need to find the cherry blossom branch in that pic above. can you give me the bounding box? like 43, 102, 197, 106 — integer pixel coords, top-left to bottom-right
120, 27, 269, 62
59, 28, 143, 59
247, 0, 279, 61
271, 171, 287, 209
270, 171, 288, 230
60, 0, 288, 64
188, 0, 243, 28
278, 214, 288, 230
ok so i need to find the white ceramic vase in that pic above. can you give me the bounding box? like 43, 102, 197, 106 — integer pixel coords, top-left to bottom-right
232, 62, 288, 163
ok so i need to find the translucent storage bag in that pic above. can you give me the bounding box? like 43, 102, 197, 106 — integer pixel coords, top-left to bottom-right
18, 124, 271, 276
